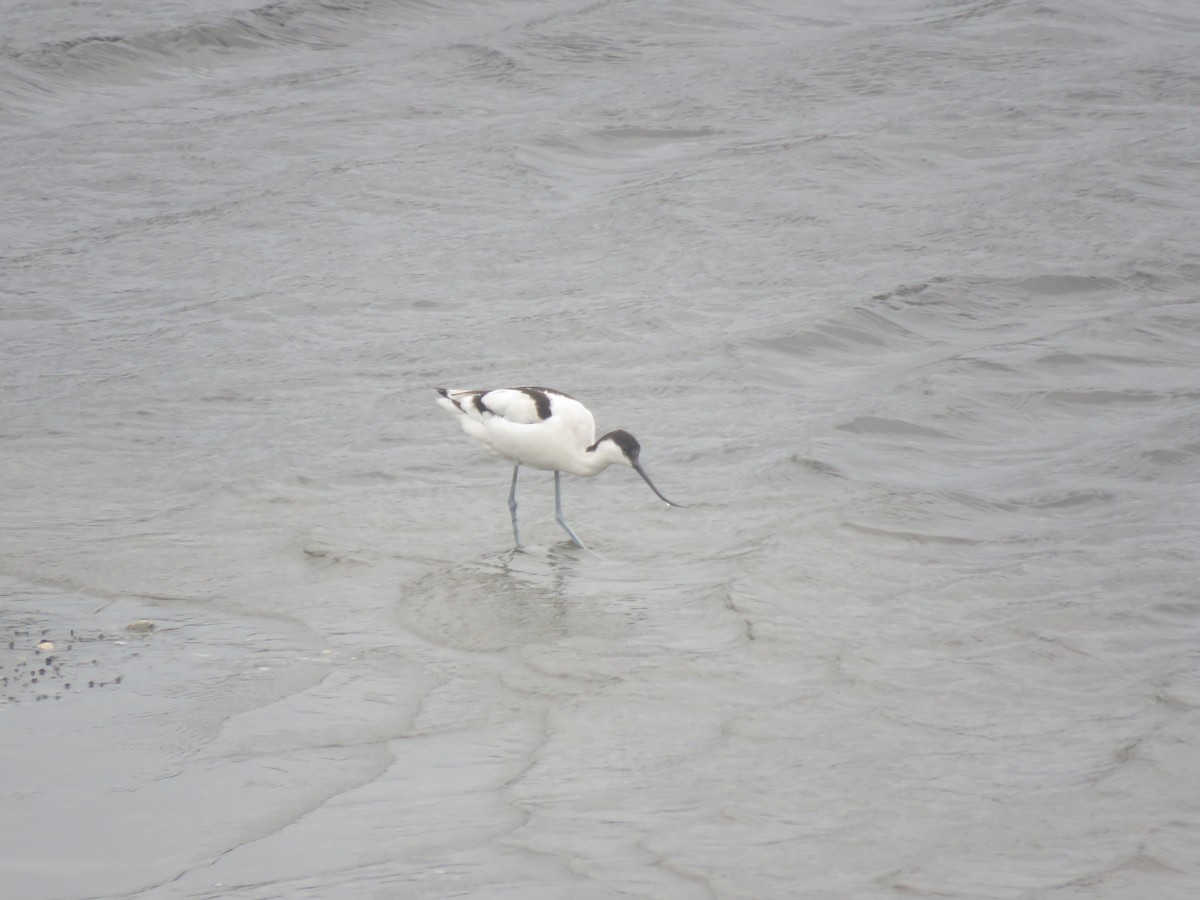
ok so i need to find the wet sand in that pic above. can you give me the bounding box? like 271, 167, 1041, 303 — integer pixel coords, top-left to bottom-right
0, 577, 343, 899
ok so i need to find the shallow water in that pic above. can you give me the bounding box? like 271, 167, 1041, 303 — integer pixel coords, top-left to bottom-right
3, 0, 1200, 897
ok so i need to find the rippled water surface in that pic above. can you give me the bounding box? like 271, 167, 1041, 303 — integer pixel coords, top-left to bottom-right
3, 1, 1200, 897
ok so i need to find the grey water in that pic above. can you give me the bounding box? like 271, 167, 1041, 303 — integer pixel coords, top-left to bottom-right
2, 0, 1199, 897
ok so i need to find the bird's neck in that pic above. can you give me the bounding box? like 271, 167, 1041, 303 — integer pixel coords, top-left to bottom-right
564, 446, 614, 477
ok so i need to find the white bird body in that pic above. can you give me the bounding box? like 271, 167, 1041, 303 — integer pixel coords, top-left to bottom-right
435, 386, 679, 548
438, 387, 602, 475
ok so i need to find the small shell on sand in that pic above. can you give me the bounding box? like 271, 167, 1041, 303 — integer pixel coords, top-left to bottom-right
36, 640, 55, 652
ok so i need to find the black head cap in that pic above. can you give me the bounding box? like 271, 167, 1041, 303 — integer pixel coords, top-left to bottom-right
599, 429, 640, 461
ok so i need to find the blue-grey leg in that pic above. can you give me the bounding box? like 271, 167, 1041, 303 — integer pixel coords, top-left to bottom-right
508, 464, 521, 546
554, 470, 588, 550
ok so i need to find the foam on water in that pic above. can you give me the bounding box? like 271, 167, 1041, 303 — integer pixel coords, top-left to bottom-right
2, 0, 1200, 897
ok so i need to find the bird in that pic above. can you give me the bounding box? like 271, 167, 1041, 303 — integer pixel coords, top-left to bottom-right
435, 386, 681, 549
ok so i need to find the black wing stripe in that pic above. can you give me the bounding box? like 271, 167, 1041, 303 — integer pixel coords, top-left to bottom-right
519, 387, 554, 420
